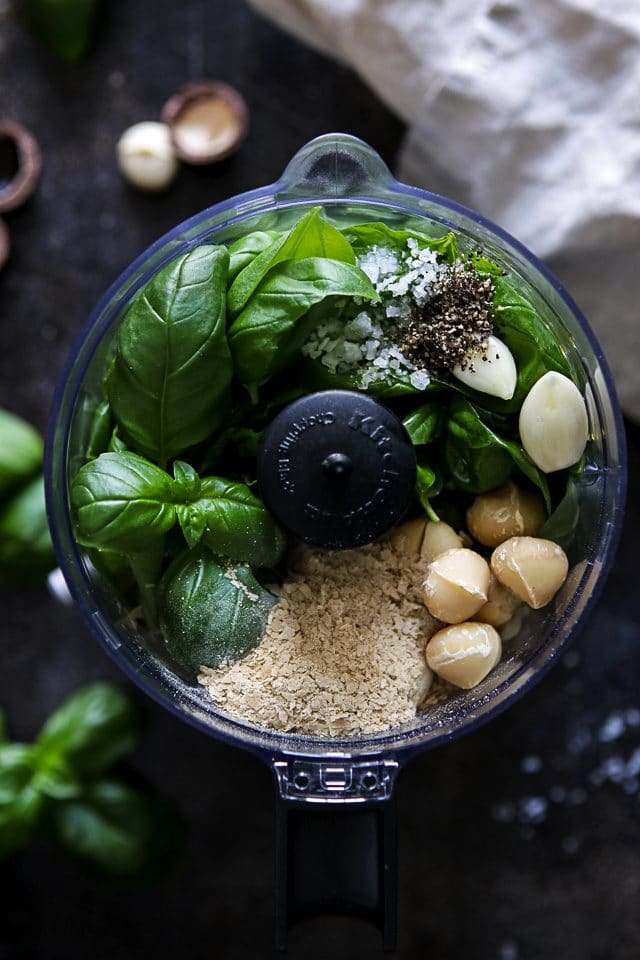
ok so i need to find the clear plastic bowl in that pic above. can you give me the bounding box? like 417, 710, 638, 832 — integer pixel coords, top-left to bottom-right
45, 134, 627, 767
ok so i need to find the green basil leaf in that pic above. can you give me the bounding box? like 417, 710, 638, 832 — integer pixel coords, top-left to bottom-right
71, 452, 178, 553
415, 462, 442, 522
36, 683, 141, 779
177, 477, 286, 567
158, 547, 276, 672
0, 744, 43, 859
229, 257, 378, 386
445, 398, 551, 507
227, 229, 282, 282
0, 409, 43, 501
173, 460, 200, 497
107, 425, 128, 453
0, 476, 56, 584
228, 206, 356, 316
540, 476, 580, 549
85, 400, 112, 461
402, 401, 442, 445
487, 276, 571, 411
25, 0, 101, 62
108, 244, 232, 465
50, 779, 181, 877
31, 755, 82, 800
342, 222, 459, 262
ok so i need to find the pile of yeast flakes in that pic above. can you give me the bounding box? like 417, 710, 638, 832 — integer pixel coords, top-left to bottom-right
199, 539, 441, 735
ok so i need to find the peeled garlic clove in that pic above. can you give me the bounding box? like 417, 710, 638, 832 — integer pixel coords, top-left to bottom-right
117, 122, 179, 191
452, 335, 517, 400
518, 371, 588, 472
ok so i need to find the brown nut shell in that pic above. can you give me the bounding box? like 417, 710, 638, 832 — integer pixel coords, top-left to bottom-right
466, 482, 546, 548
162, 81, 249, 164
491, 536, 569, 609
0, 123, 42, 213
0, 217, 10, 270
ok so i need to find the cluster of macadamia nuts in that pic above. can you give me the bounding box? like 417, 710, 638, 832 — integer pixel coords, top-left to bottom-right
391, 480, 570, 693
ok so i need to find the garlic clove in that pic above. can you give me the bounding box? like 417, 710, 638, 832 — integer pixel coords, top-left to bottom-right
518, 371, 588, 473
452, 335, 517, 400
117, 122, 179, 191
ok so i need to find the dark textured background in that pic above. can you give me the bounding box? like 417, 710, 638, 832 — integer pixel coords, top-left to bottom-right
1, 2, 639, 958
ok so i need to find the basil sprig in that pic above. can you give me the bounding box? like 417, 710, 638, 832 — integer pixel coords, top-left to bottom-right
71, 452, 286, 568
1, 684, 182, 875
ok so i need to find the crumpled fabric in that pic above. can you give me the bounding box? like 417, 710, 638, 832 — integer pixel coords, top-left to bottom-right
247, 0, 640, 418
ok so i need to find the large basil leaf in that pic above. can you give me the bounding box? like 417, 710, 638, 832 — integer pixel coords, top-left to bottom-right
107, 244, 232, 465
487, 276, 571, 412
0, 476, 56, 584
71, 452, 178, 553
445, 398, 551, 508
342, 221, 459, 262
176, 474, 286, 567
402, 401, 442, 446
50, 779, 180, 877
158, 547, 276, 672
227, 206, 356, 316
227, 230, 282, 282
229, 257, 378, 386
35, 683, 141, 781
0, 409, 43, 501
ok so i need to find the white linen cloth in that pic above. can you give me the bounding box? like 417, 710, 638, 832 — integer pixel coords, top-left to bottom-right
248, 0, 640, 418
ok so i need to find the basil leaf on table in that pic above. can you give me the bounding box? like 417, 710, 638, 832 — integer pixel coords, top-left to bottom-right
71, 452, 178, 553
229, 257, 378, 386
342, 222, 459, 262
0, 476, 56, 584
0, 744, 44, 858
227, 206, 356, 316
49, 779, 180, 877
25, 0, 101, 62
0, 408, 43, 501
176, 476, 286, 566
158, 547, 276, 672
445, 398, 551, 508
402, 401, 442, 446
107, 244, 232, 465
227, 230, 282, 282
35, 683, 141, 780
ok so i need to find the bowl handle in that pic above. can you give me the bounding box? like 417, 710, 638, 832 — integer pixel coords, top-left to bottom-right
277, 133, 395, 200
272, 755, 399, 950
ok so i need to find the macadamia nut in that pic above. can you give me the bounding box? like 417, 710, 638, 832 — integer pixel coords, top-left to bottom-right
423, 548, 490, 623
466, 482, 545, 547
475, 574, 522, 627
420, 521, 463, 563
491, 536, 569, 609
426, 622, 502, 688
117, 122, 179, 191
388, 517, 426, 557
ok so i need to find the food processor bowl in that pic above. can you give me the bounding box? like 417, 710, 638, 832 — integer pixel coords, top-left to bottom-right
45, 134, 626, 949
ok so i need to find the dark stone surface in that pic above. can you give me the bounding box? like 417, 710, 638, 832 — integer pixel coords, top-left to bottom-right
1, 2, 639, 958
